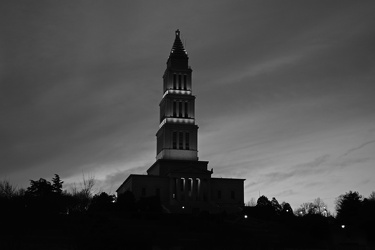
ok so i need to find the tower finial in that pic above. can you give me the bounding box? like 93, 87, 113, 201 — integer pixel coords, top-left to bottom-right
176, 29, 180, 37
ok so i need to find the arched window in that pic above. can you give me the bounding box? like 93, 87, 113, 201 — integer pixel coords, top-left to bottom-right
179, 101, 182, 117
183, 75, 187, 90
173, 101, 176, 117
173, 74, 176, 89
179, 132, 183, 149
184, 102, 188, 118
185, 133, 190, 150
172, 132, 177, 149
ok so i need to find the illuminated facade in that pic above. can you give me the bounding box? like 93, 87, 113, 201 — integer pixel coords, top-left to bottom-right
116, 30, 244, 213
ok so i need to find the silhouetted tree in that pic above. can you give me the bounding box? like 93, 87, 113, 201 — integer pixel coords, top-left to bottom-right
256, 195, 275, 218
257, 195, 272, 207
295, 202, 313, 216
0, 180, 18, 199
52, 174, 63, 194
368, 191, 375, 201
0, 180, 26, 214
360, 192, 375, 240
335, 191, 362, 223
89, 192, 115, 212
281, 202, 294, 216
295, 198, 329, 217
271, 197, 282, 214
246, 197, 257, 207
68, 175, 96, 212
26, 178, 53, 197
312, 197, 328, 216
25, 178, 55, 213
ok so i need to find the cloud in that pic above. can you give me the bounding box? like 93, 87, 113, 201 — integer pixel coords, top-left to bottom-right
244, 181, 259, 190
342, 140, 375, 157
333, 157, 372, 169
261, 154, 331, 184
274, 189, 296, 198
303, 181, 325, 188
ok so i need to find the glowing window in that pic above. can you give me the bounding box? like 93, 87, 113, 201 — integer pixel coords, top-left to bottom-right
180, 178, 184, 191
185, 133, 190, 150
178, 102, 182, 117
178, 75, 182, 89
173, 101, 176, 117
184, 102, 188, 118
179, 132, 183, 149
183, 75, 187, 90
172, 132, 177, 149
173, 74, 176, 89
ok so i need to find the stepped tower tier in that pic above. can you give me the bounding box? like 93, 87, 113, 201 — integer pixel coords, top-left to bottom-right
156, 30, 198, 161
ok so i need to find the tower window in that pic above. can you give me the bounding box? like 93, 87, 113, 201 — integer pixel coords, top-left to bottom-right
173, 101, 176, 117
185, 133, 190, 150
196, 178, 200, 200
188, 178, 192, 197
178, 74, 182, 89
184, 102, 188, 118
172, 132, 177, 149
180, 178, 185, 191
142, 188, 146, 196
179, 102, 182, 117
183, 75, 187, 90
179, 132, 183, 149
173, 74, 176, 89
218, 190, 222, 199
231, 191, 235, 199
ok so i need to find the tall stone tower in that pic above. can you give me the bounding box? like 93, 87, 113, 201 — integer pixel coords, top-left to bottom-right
116, 30, 245, 214
156, 29, 198, 161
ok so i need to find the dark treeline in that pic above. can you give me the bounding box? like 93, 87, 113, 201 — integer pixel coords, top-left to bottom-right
0, 175, 162, 215
0, 176, 374, 249
243, 193, 375, 249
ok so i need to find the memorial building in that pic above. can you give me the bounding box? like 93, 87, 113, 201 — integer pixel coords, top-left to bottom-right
116, 30, 245, 213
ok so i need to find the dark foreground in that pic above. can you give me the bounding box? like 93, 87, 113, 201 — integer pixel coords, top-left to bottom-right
1, 211, 374, 250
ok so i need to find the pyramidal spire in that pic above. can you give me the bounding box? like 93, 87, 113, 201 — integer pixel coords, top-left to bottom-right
170, 29, 188, 58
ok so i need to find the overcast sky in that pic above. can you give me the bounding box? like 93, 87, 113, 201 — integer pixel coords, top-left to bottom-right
1, 1, 375, 211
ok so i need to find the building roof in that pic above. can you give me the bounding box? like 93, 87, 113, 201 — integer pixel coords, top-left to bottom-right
169, 29, 188, 59
115, 174, 169, 193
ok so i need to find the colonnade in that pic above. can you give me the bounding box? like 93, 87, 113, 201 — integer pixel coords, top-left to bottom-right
170, 177, 210, 202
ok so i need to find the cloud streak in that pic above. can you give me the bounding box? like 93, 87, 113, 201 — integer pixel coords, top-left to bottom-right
342, 140, 375, 157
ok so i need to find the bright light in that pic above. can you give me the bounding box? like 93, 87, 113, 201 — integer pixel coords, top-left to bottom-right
162, 89, 192, 98
286, 210, 289, 212
159, 117, 195, 128
159, 119, 166, 128
341, 225, 345, 229
182, 206, 185, 209
244, 215, 248, 219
